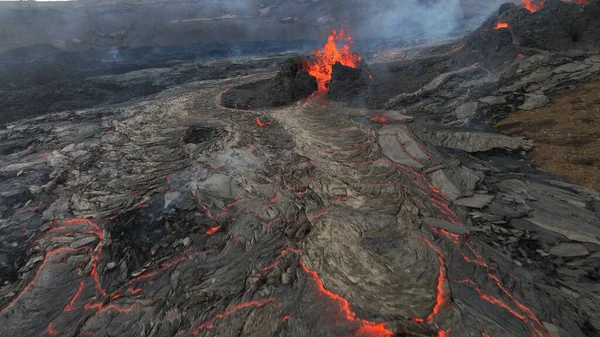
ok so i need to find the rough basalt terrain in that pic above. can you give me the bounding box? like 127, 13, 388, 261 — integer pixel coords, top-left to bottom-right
220, 58, 317, 109
1, 1, 600, 337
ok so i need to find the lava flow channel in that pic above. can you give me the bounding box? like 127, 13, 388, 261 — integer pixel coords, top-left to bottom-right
304, 29, 362, 93
300, 262, 393, 337
494, 22, 509, 29
368, 129, 554, 337
188, 299, 279, 335
412, 236, 450, 324
0, 218, 156, 336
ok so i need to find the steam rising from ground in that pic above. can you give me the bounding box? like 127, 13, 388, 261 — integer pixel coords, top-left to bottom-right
352, 0, 511, 40
364, 0, 470, 39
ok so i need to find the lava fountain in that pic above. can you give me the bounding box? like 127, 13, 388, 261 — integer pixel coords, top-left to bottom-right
304, 29, 362, 93
522, 0, 545, 12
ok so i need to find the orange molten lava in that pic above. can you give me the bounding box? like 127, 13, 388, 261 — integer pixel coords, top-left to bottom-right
494, 22, 509, 29
300, 262, 393, 336
205, 225, 220, 235
522, 0, 588, 12
369, 116, 389, 123
304, 29, 362, 92
522, 0, 545, 12
256, 117, 272, 127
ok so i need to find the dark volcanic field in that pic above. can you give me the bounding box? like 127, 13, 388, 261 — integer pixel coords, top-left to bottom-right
0, 41, 314, 126
1, 1, 600, 337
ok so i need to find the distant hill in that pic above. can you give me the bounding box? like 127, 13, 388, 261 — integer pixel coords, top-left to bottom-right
0, 0, 509, 53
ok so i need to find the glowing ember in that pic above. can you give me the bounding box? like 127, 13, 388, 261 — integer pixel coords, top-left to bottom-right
522, 0, 588, 12
494, 22, 509, 29
304, 29, 362, 92
369, 116, 389, 123
438, 328, 452, 337
205, 226, 220, 235
522, 0, 545, 12
256, 117, 272, 127
412, 236, 450, 323
190, 299, 279, 334
300, 262, 393, 336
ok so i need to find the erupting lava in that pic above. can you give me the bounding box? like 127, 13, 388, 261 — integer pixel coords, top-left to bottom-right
494, 22, 509, 29
304, 29, 362, 92
522, 0, 545, 12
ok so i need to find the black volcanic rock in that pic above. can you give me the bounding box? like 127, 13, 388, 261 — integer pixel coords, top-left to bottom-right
498, 0, 600, 51
326, 61, 370, 103
220, 58, 317, 109
498, 2, 517, 14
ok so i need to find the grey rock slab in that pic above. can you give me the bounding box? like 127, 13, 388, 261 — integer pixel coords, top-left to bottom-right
519, 92, 549, 110
0, 159, 46, 173
423, 217, 470, 234
385, 65, 481, 107
378, 131, 423, 169
422, 164, 445, 174
421, 129, 533, 153
543, 179, 600, 202
429, 169, 462, 200
525, 195, 600, 245
542, 322, 561, 337
517, 54, 551, 73
455, 102, 478, 118
495, 179, 600, 244
42, 198, 71, 221
479, 96, 507, 105
453, 194, 495, 208
552, 62, 587, 74
396, 127, 431, 164
69, 236, 99, 249
556, 49, 586, 58
496, 179, 536, 200
549, 243, 589, 257
451, 166, 481, 196
528, 181, 588, 209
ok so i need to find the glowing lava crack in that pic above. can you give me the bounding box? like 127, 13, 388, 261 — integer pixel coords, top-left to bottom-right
300, 262, 393, 337
304, 29, 362, 93
2, 41, 593, 336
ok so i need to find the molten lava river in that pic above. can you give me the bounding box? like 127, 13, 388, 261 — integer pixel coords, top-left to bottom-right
0, 27, 592, 337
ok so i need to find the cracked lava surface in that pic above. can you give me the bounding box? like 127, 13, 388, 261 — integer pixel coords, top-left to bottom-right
0, 74, 571, 337
4, 9, 600, 331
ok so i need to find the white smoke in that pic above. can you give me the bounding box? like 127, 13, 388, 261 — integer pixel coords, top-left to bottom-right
353, 0, 508, 40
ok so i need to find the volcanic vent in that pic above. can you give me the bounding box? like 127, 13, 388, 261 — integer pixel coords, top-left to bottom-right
221, 29, 369, 109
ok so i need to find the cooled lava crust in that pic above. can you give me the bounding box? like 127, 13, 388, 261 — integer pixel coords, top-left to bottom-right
220, 58, 318, 109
